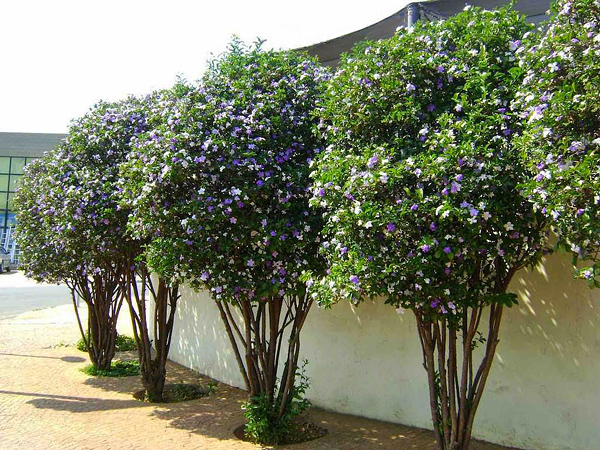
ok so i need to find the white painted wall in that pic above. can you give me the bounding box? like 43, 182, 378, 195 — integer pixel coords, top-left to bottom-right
164, 252, 600, 450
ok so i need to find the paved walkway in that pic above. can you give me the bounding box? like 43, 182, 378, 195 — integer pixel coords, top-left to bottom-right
0, 304, 517, 450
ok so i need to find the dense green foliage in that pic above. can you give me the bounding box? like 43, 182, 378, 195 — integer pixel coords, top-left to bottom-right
307, 6, 547, 318
122, 41, 329, 300
242, 363, 310, 445
82, 360, 140, 377
77, 333, 137, 352
15, 98, 148, 282
516, 0, 600, 286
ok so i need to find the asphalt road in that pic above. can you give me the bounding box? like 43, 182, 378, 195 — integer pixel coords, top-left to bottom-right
0, 271, 72, 319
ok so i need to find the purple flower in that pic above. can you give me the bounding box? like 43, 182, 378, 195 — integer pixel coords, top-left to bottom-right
421, 244, 431, 253
576, 208, 585, 217
230, 217, 237, 224
443, 246, 451, 254
257, 180, 263, 186
429, 222, 437, 231
247, 259, 254, 267
318, 188, 325, 197
411, 204, 419, 211
367, 155, 378, 169
349, 275, 359, 284
340, 247, 348, 255
387, 223, 396, 232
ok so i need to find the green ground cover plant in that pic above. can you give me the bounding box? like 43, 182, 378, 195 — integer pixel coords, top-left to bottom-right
82, 360, 140, 377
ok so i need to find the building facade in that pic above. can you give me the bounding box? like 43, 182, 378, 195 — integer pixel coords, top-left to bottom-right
0, 132, 66, 261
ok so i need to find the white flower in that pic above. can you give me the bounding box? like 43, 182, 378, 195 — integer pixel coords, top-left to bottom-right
482, 211, 492, 221
365, 221, 373, 229
504, 222, 514, 231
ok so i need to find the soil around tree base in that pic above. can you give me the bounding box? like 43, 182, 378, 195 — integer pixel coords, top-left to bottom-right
133, 383, 210, 403
233, 421, 328, 446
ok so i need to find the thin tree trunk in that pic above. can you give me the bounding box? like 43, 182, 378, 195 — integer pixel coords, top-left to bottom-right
124, 264, 179, 402
413, 303, 504, 450
71, 269, 122, 371
214, 290, 313, 440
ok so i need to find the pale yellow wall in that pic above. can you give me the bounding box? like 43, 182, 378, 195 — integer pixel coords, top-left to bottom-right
165, 251, 600, 450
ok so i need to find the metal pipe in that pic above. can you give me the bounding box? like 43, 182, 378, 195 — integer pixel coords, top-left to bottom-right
407, 3, 421, 28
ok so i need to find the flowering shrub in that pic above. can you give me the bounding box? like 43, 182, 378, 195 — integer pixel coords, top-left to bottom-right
15, 98, 148, 370
308, 7, 546, 450
121, 40, 329, 441
516, 0, 600, 287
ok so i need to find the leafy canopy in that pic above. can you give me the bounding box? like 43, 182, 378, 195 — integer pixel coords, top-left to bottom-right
516, 0, 600, 286
121, 40, 330, 302
15, 97, 149, 282
308, 6, 547, 319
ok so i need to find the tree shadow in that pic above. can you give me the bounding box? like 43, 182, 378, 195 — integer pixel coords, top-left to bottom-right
0, 389, 148, 413
81, 357, 511, 449
0, 352, 85, 363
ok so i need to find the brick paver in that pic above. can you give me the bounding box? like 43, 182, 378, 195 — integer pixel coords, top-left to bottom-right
0, 305, 517, 450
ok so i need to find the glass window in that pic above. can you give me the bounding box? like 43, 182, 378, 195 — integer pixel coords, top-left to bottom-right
0, 175, 8, 191
7, 193, 15, 210
10, 157, 26, 174
0, 212, 6, 229
9, 175, 21, 192
0, 193, 7, 210
6, 212, 16, 226
0, 157, 9, 173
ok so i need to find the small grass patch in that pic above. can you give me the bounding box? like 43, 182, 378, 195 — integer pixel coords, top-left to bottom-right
81, 360, 140, 377
76, 333, 137, 352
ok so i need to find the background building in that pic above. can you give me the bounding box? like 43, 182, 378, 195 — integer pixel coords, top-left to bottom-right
0, 132, 65, 263
298, 0, 549, 67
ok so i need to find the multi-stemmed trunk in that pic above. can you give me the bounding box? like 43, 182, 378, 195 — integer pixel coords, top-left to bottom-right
125, 263, 179, 403
216, 290, 313, 428
69, 269, 124, 371
411, 251, 530, 450
413, 304, 503, 450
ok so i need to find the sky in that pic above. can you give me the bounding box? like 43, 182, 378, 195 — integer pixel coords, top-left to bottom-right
1, 0, 411, 134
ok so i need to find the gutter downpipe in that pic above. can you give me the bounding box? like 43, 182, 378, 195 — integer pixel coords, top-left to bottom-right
406, 3, 421, 28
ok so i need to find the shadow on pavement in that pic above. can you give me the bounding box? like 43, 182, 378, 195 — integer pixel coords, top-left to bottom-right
79, 359, 514, 450
0, 389, 149, 413
0, 352, 86, 363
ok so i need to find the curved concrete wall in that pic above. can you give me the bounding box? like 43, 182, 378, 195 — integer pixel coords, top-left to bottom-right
165, 251, 600, 450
